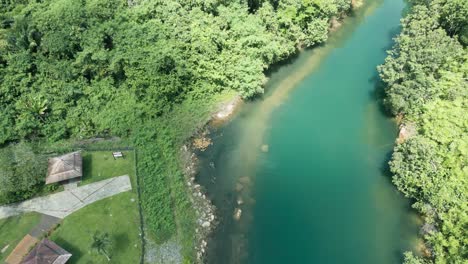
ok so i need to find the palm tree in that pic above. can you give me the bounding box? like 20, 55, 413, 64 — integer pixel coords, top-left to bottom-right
91, 231, 112, 261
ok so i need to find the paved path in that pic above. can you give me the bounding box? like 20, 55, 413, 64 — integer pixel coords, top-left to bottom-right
29, 214, 61, 238
63, 178, 80, 191
0, 175, 132, 219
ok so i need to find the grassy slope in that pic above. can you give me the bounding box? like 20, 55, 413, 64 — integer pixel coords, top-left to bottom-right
0, 213, 41, 262
141, 91, 237, 257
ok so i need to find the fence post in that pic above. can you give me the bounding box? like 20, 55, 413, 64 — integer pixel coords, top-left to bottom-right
134, 148, 146, 264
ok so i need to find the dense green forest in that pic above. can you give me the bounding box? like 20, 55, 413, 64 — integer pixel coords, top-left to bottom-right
378, 0, 467, 263
0, 0, 352, 261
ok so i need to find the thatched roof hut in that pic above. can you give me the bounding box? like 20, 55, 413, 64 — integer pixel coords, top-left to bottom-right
46, 152, 82, 184
21, 239, 72, 264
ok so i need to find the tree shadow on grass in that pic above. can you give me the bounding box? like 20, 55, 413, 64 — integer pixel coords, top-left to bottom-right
81, 154, 93, 182
113, 232, 130, 252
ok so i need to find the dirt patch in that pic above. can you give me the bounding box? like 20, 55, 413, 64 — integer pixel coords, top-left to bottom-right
210, 96, 243, 126
397, 122, 417, 144
329, 17, 343, 32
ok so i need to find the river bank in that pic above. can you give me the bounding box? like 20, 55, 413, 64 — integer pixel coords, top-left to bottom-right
179, 2, 373, 262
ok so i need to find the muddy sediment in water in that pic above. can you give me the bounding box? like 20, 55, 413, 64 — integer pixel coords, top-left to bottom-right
194, 0, 419, 263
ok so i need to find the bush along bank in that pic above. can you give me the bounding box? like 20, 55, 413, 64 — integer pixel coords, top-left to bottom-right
378, 0, 467, 263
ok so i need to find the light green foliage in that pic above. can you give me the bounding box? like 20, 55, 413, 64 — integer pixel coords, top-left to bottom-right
381, 0, 468, 263
419, 99, 468, 146
275, 0, 341, 46
403, 252, 431, 264
378, 5, 466, 115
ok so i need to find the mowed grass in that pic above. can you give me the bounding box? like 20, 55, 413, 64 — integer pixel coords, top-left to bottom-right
50, 192, 141, 264
0, 213, 41, 262
81, 150, 135, 185
50, 150, 141, 263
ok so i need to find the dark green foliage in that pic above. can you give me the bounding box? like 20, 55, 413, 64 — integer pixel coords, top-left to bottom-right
380, 0, 467, 263
0, 142, 48, 204
91, 231, 112, 261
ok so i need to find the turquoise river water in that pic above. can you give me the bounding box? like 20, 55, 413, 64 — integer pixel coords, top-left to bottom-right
196, 0, 420, 263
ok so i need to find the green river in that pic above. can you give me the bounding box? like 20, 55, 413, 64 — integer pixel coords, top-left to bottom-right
196, 0, 420, 263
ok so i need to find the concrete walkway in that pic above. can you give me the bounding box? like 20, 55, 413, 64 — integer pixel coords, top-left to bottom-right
29, 214, 61, 238
0, 175, 132, 219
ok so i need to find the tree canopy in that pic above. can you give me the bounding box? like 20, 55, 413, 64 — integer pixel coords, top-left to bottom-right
379, 0, 467, 263
0, 0, 350, 144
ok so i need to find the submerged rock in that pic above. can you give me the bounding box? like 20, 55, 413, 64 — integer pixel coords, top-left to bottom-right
246, 197, 256, 205
234, 208, 242, 220
239, 176, 251, 185
261, 144, 269, 152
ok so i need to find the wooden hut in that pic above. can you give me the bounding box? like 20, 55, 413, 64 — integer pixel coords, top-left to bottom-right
46, 152, 82, 184
21, 239, 72, 264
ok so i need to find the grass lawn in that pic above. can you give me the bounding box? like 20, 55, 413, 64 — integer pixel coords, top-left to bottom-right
50, 149, 141, 263
0, 213, 41, 262
81, 150, 135, 185
50, 191, 141, 264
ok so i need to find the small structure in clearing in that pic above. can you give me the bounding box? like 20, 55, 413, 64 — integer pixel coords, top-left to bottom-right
21, 239, 72, 264
112, 151, 124, 160
46, 152, 82, 184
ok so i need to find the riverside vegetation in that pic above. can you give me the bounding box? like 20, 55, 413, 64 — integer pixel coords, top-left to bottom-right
378, 0, 467, 263
1, 0, 466, 263
0, 0, 353, 261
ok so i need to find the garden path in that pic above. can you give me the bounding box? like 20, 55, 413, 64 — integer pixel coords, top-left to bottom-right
0, 175, 131, 219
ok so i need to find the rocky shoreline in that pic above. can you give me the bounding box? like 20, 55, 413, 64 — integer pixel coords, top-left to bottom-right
180, 144, 215, 263
180, 95, 243, 263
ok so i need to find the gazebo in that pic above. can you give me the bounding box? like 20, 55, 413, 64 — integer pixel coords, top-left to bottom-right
21, 239, 72, 264
46, 152, 82, 184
